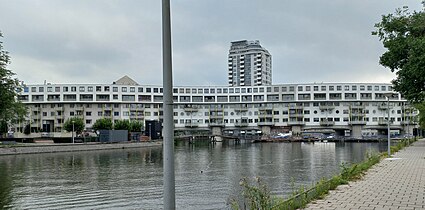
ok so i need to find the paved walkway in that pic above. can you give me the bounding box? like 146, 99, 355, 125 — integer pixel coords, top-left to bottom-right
304, 139, 425, 210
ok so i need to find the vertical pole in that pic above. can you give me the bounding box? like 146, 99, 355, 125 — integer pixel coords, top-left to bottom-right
162, 0, 175, 209
72, 121, 75, 144
387, 96, 390, 157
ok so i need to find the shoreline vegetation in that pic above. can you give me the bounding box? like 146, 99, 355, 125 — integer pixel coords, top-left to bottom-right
231, 138, 417, 210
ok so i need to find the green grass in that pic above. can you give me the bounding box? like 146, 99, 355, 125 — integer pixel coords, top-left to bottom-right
231, 138, 417, 210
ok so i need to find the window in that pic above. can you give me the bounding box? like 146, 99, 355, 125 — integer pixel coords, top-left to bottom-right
104, 86, 110, 91
352, 85, 357, 91
122, 87, 127, 92
138, 87, 143, 92
114, 112, 119, 116
306, 86, 311, 91
39, 87, 44, 92
79, 86, 85, 92
314, 86, 318, 91
96, 86, 102, 91
329, 86, 334, 91
88, 86, 93, 92
71, 86, 76, 92
321, 86, 326, 91
298, 86, 303, 91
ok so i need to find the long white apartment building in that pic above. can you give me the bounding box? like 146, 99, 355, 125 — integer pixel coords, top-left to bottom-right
15, 76, 417, 139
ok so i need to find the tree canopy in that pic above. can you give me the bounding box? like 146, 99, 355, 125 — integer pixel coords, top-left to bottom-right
373, 5, 425, 103
92, 118, 113, 131
63, 117, 85, 134
0, 31, 26, 133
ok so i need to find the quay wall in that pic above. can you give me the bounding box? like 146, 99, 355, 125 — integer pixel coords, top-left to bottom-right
0, 142, 162, 156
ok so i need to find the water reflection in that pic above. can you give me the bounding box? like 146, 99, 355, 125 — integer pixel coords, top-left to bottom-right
0, 142, 385, 209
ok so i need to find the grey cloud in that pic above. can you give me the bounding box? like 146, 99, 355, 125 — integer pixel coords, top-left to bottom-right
0, 0, 423, 85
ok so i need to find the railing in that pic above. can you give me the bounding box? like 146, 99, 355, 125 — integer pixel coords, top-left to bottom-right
257, 121, 274, 126
184, 122, 199, 127
287, 121, 305, 125
235, 122, 249, 127
320, 121, 335, 126
349, 120, 367, 125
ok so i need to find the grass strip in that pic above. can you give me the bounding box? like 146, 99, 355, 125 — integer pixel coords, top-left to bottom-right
231, 138, 417, 210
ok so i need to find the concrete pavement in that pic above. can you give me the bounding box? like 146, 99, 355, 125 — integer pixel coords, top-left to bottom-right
304, 138, 425, 210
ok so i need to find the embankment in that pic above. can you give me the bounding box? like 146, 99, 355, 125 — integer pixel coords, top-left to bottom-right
0, 141, 162, 156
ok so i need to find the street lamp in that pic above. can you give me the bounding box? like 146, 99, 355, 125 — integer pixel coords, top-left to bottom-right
383, 92, 395, 157
72, 120, 75, 144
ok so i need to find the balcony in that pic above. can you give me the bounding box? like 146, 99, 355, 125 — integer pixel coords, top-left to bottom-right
287, 121, 305, 125
235, 107, 249, 112
184, 107, 198, 112
235, 122, 249, 127
320, 121, 335, 126
378, 103, 394, 110
350, 105, 365, 109
401, 121, 416, 125
258, 106, 273, 111
210, 114, 224, 119
319, 105, 335, 110
350, 112, 364, 117
185, 122, 199, 128
208, 122, 225, 127
349, 120, 367, 125
257, 121, 274, 126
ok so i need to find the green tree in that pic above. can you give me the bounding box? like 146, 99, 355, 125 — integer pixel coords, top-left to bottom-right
63, 117, 85, 135
373, 5, 425, 103
92, 118, 113, 131
0, 31, 27, 134
114, 119, 131, 130
130, 120, 144, 132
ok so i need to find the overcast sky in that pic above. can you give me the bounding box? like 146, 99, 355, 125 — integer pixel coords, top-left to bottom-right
0, 1, 423, 86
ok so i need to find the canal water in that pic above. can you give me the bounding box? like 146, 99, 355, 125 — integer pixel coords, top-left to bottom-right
0, 141, 386, 209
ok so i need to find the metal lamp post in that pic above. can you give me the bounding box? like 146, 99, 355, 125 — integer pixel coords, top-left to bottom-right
383, 92, 394, 157
162, 0, 175, 208
72, 120, 75, 144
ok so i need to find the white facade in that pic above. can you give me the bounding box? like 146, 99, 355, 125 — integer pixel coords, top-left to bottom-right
228, 40, 272, 86
15, 78, 418, 138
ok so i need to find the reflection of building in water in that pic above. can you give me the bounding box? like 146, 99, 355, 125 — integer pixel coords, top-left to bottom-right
14, 75, 417, 139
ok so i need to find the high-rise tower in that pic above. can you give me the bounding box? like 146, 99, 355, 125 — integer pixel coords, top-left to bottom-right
227, 40, 272, 86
